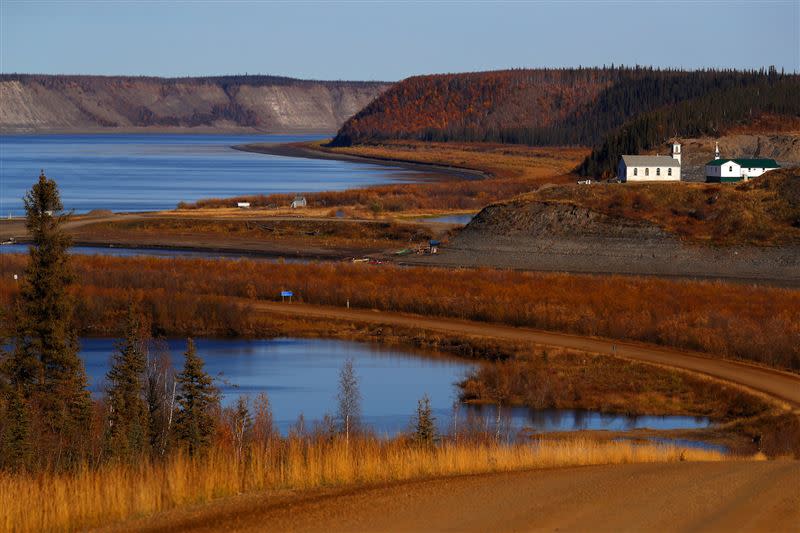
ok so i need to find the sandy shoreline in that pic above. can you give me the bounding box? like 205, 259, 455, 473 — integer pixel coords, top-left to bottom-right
233, 141, 489, 182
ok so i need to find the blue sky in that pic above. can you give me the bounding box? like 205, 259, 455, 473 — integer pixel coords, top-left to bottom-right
1, 1, 798, 80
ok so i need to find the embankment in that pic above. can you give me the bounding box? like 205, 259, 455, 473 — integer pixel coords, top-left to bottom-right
408, 198, 800, 286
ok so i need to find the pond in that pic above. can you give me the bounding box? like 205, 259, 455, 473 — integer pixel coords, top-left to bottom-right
417, 213, 475, 225
80, 337, 712, 436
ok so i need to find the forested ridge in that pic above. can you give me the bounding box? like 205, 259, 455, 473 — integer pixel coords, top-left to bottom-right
330, 67, 800, 176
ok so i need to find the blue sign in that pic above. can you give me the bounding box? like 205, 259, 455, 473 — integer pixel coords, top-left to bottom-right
281, 291, 293, 298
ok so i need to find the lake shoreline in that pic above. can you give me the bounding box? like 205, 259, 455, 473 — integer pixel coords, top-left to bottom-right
233, 141, 489, 182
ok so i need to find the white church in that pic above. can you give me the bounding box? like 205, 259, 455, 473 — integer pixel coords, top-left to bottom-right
617, 144, 682, 183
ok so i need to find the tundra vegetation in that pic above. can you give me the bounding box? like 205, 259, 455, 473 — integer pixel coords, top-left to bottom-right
1, 254, 796, 371
0, 176, 791, 531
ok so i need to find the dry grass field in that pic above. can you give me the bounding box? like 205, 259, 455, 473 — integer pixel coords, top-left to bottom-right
0, 436, 726, 532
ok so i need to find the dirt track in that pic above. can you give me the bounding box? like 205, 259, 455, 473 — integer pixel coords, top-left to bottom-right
252, 301, 800, 408
131, 462, 800, 532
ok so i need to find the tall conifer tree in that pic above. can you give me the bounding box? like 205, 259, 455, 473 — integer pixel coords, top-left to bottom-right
8, 171, 90, 465
104, 305, 150, 460
174, 339, 219, 455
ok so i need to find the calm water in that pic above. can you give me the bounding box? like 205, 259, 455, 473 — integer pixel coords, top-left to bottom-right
80, 337, 710, 436
418, 214, 475, 225
0, 134, 425, 214
1, 243, 310, 262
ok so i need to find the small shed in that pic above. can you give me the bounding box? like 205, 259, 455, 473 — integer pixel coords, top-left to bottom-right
237, 202, 251, 209
291, 196, 307, 209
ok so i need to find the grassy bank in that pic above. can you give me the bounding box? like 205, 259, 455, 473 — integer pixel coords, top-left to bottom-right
0, 436, 727, 532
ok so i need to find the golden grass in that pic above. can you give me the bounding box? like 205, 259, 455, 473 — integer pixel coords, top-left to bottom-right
1, 437, 727, 532
321, 140, 587, 181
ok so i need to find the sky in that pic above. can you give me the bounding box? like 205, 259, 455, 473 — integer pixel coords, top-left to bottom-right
1, 1, 798, 81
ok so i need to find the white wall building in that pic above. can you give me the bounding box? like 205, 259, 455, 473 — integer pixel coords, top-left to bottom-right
704, 143, 780, 182
617, 144, 682, 183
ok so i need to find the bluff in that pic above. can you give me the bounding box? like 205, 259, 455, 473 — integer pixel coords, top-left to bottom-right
0, 74, 391, 133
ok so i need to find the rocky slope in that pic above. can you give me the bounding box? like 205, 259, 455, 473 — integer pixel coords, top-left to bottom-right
0, 75, 391, 133
405, 197, 800, 285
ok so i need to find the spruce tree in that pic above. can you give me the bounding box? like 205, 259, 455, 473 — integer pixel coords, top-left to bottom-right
174, 339, 219, 456
413, 394, 436, 446
104, 305, 150, 460
1, 387, 32, 471
9, 171, 90, 465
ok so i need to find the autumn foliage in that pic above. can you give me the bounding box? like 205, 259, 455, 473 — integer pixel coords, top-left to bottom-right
331, 67, 800, 152
1, 255, 797, 371
331, 69, 614, 146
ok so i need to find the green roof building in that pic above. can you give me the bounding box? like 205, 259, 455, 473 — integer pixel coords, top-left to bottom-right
705, 156, 780, 183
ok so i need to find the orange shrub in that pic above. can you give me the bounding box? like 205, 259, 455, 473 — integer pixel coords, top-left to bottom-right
2, 254, 798, 371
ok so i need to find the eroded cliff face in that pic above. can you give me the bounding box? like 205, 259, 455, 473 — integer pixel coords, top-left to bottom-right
0, 75, 391, 133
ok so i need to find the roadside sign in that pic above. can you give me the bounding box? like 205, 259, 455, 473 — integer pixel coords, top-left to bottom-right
281, 290, 294, 302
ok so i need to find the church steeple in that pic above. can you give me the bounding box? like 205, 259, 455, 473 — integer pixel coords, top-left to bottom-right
714, 142, 720, 160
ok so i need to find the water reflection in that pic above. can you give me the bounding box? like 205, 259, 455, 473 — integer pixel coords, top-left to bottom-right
463, 405, 710, 434
79, 337, 712, 437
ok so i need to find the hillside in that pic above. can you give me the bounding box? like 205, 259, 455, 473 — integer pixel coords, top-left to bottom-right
403, 169, 800, 283
330, 67, 800, 177
0, 74, 391, 133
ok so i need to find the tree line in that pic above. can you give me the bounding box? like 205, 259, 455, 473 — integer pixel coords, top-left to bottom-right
578, 75, 800, 176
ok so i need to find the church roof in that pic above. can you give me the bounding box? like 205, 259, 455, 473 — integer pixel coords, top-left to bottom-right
621, 155, 681, 167
705, 158, 780, 168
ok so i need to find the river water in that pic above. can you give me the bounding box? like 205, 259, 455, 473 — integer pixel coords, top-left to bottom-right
0, 134, 426, 214
0, 243, 311, 262
80, 337, 711, 436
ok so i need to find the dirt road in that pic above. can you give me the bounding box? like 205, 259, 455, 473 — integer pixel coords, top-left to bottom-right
133, 462, 800, 532
252, 301, 800, 408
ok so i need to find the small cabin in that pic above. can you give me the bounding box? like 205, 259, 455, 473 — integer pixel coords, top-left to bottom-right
237, 202, 251, 209
291, 196, 307, 209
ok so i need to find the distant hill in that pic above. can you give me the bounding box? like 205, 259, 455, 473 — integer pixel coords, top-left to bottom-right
330, 67, 800, 176
0, 74, 391, 133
